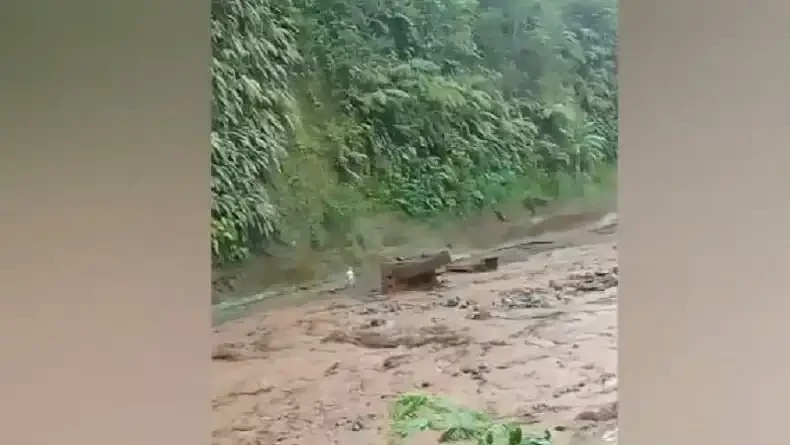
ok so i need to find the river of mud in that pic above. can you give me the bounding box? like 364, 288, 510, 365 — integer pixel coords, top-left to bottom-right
212, 214, 618, 445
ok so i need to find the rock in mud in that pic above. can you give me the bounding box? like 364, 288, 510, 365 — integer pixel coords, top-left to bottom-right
460, 363, 490, 382
566, 270, 618, 292
465, 306, 492, 320
212, 342, 249, 361
575, 401, 617, 422
499, 289, 553, 309
381, 353, 410, 370
337, 415, 373, 432
440, 295, 461, 307
321, 323, 471, 349
367, 318, 387, 327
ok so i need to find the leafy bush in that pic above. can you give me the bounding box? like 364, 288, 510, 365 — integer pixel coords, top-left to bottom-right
389, 392, 553, 445
211, 0, 301, 264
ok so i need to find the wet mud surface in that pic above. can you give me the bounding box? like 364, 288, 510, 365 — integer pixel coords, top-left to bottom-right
213, 216, 618, 445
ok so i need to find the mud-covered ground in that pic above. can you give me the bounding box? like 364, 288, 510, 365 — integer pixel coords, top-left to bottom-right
212, 215, 618, 445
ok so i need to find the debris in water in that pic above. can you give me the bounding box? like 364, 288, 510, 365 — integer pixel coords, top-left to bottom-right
345, 266, 356, 288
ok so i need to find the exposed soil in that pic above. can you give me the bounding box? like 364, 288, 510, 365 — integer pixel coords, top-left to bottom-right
212, 213, 618, 445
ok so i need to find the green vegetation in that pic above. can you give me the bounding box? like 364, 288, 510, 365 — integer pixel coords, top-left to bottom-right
211, 0, 618, 268
389, 392, 552, 445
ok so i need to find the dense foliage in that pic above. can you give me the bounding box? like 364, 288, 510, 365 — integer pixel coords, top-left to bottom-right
211, 0, 618, 266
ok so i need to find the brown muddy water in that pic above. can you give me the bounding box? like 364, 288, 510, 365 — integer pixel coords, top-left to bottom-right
212, 212, 619, 445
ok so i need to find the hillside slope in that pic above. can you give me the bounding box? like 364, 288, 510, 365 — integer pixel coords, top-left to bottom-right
210, 0, 618, 274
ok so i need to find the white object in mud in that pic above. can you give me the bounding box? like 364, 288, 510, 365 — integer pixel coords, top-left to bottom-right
345, 267, 356, 288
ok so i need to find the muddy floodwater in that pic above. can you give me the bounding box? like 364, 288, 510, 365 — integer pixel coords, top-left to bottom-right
212, 215, 618, 445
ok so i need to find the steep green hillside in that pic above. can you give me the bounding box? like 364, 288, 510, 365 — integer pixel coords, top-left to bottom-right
210, 0, 618, 267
